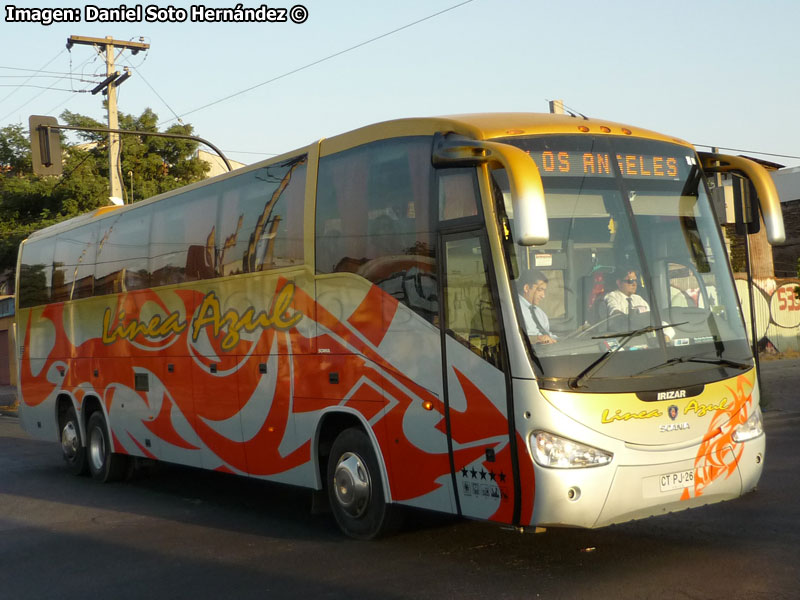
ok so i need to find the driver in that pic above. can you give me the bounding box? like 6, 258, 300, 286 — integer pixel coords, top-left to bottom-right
518, 270, 557, 344
604, 267, 650, 318
603, 267, 674, 340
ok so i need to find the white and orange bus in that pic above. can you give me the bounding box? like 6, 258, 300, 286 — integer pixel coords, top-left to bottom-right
15, 114, 785, 539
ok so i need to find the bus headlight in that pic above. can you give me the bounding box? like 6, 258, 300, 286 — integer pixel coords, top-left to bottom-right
530, 431, 613, 468
732, 406, 764, 443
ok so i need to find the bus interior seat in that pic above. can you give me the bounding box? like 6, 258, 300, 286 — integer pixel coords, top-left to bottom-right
582, 267, 613, 324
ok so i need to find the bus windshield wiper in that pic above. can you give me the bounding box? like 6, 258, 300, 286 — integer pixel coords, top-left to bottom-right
635, 354, 752, 375
568, 322, 686, 389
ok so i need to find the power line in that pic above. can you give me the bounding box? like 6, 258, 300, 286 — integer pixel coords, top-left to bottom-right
1, 53, 99, 124
43, 94, 80, 119
0, 51, 100, 122
0, 65, 85, 76
0, 49, 65, 109
0, 74, 102, 80
224, 150, 279, 156
0, 85, 92, 92
693, 144, 800, 162
161, 0, 476, 125
121, 59, 184, 125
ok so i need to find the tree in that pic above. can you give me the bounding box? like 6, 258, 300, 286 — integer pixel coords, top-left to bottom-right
0, 123, 31, 173
61, 107, 209, 200
0, 108, 210, 277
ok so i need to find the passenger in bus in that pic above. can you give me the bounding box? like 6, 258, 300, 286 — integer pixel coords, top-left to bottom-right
518, 270, 557, 344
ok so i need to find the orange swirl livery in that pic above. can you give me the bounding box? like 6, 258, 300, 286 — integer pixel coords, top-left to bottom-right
683, 372, 756, 500
15, 113, 778, 538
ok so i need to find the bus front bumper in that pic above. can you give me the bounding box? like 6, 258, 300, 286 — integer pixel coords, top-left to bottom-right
528, 434, 765, 529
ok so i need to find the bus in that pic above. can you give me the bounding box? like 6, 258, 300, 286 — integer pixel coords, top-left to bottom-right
15, 113, 785, 539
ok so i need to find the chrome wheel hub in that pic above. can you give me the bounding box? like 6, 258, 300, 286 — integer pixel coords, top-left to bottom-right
61, 422, 80, 460
89, 425, 105, 472
333, 452, 371, 518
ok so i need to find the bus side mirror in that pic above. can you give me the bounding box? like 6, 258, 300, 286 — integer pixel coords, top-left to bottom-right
29, 115, 63, 176
699, 152, 785, 245
433, 133, 549, 245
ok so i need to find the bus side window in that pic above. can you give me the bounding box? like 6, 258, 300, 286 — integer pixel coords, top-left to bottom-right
217, 156, 306, 276
443, 235, 502, 368
316, 147, 369, 274
51, 223, 97, 302
439, 169, 479, 221
18, 239, 54, 308
96, 209, 152, 296
151, 190, 217, 286
316, 137, 438, 322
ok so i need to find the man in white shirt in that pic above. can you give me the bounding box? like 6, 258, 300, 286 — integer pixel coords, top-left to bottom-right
604, 268, 650, 319
603, 268, 673, 340
518, 270, 556, 344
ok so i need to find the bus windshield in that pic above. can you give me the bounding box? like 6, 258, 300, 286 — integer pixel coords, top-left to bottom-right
493, 135, 751, 392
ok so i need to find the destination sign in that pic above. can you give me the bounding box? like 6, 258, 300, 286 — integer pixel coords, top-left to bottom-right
527, 150, 694, 180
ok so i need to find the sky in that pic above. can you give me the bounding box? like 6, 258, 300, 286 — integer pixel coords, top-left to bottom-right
1, 0, 799, 168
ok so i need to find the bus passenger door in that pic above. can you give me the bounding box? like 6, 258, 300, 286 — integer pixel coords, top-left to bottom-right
441, 231, 516, 523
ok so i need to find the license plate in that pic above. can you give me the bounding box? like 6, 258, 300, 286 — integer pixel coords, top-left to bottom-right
659, 469, 695, 492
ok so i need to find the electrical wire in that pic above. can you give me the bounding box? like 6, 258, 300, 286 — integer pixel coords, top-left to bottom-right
0, 84, 91, 92
693, 144, 800, 162
43, 94, 82, 117
121, 59, 184, 125
536, 100, 798, 163
0, 65, 92, 76
0, 49, 66, 109
0, 52, 100, 123
223, 150, 279, 156
0, 75, 102, 81
41, 54, 101, 118
161, 0, 476, 125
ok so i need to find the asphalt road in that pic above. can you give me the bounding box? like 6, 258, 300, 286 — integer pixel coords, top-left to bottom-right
1, 361, 799, 600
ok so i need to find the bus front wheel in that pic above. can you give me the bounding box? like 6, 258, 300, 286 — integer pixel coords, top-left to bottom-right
327, 428, 397, 540
86, 412, 128, 482
61, 405, 88, 476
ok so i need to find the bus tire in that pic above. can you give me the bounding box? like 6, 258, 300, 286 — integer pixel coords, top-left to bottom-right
86, 411, 128, 483
61, 405, 88, 476
327, 427, 398, 540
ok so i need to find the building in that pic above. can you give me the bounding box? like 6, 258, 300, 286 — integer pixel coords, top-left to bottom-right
771, 166, 800, 278
0, 295, 16, 387
731, 166, 800, 354
197, 149, 245, 177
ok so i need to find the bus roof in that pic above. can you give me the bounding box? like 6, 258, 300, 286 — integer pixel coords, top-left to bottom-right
25, 113, 692, 242
320, 112, 693, 154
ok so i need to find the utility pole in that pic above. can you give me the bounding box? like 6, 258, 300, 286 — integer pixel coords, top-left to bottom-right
66, 35, 149, 205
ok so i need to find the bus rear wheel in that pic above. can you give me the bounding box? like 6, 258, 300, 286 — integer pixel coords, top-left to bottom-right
327, 427, 398, 540
86, 412, 128, 482
61, 405, 88, 476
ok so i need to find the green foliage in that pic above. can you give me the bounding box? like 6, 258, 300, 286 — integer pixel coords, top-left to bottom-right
0, 108, 210, 276
0, 123, 31, 173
